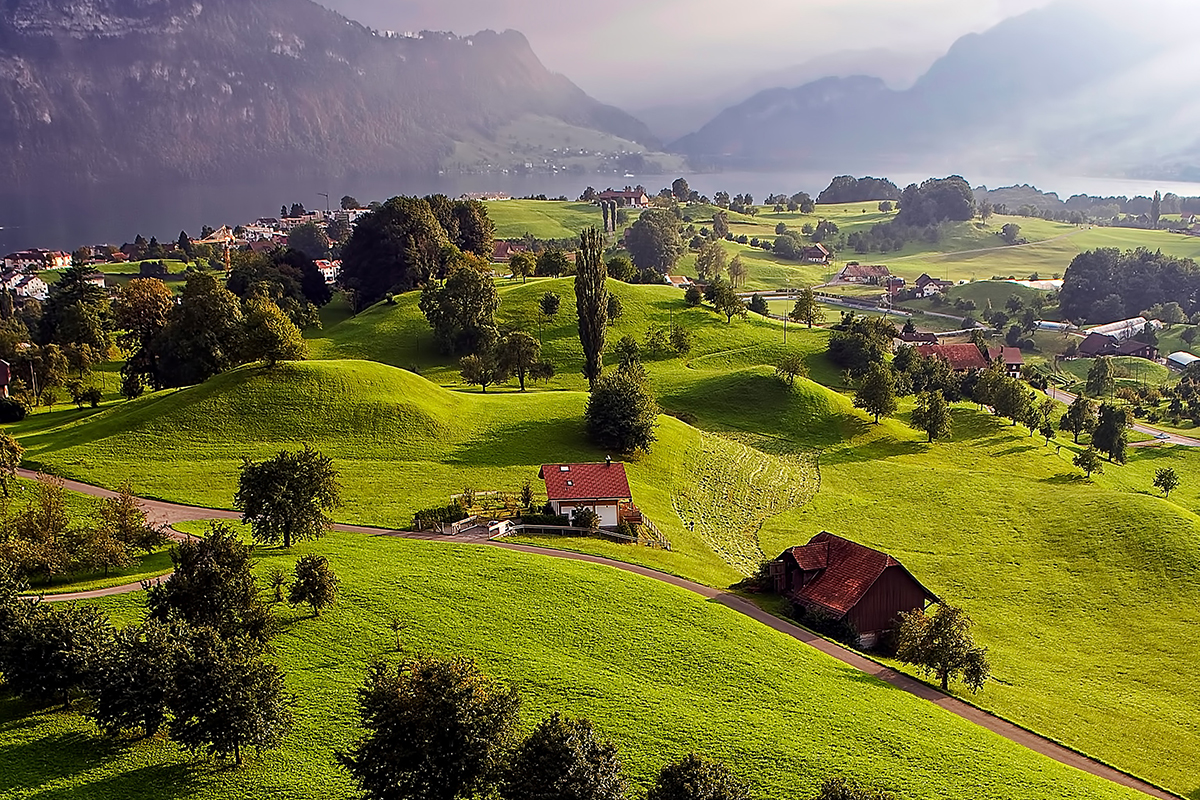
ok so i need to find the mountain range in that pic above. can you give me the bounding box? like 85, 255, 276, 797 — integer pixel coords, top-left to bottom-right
0, 0, 658, 186
670, 4, 1199, 180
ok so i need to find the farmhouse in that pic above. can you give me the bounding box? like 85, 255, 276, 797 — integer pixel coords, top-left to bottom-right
1114, 339, 1159, 361
492, 240, 528, 262
802, 244, 832, 265
915, 273, 954, 297
539, 461, 643, 528
837, 263, 890, 284
1078, 332, 1118, 358
666, 275, 694, 289
987, 346, 1025, 378
1086, 317, 1161, 343
916, 343, 988, 372
896, 331, 938, 346
597, 188, 650, 208
770, 532, 939, 647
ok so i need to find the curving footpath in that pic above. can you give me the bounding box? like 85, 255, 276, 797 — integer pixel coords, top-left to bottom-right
24, 470, 1177, 800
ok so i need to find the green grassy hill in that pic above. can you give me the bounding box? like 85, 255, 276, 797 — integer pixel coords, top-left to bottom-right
14, 283, 1200, 794
0, 533, 1147, 800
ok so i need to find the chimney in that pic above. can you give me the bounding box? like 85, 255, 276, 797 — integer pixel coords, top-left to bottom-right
605, 456, 612, 467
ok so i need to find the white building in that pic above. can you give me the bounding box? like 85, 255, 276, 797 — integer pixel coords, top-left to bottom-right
1085, 317, 1163, 343
4, 249, 71, 272
538, 461, 639, 529
1167, 352, 1200, 371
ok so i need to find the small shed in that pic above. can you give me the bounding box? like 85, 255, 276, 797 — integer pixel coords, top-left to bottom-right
770, 532, 938, 647
1168, 351, 1200, 371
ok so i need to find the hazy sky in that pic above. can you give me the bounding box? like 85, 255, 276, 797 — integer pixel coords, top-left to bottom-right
320, 0, 1056, 106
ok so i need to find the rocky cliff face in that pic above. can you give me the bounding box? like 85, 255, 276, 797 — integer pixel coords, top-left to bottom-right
0, 0, 656, 185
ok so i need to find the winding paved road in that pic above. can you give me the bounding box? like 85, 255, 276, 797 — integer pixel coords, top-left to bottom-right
1043, 386, 1200, 447
24, 470, 1178, 800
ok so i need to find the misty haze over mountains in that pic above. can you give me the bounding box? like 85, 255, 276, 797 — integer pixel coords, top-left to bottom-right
0, 0, 1196, 250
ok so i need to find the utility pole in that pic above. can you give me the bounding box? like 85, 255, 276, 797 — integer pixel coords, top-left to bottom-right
318, 192, 330, 216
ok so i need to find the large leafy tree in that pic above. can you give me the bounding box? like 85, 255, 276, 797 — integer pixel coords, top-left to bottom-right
153, 273, 246, 387
625, 209, 683, 274
420, 264, 500, 355
815, 777, 897, 800
575, 228, 609, 388
241, 295, 308, 367
501, 713, 626, 800
168, 626, 293, 765
645, 754, 749, 800
585, 370, 658, 454
895, 604, 991, 693
338, 657, 521, 800
498, 331, 542, 392
235, 446, 342, 549
911, 390, 952, 443
340, 196, 450, 310
789, 288, 825, 328
286, 222, 331, 260
0, 432, 23, 497
1092, 403, 1130, 463
854, 363, 897, 423
1154, 467, 1180, 498
97, 483, 168, 555
0, 601, 113, 707
40, 264, 112, 370
113, 277, 175, 391
1058, 395, 1097, 443
227, 248, 332, 316
1086, 357, 1115, 398
87, 620, 175, 738
694, 240, 727, 282
146, 522, 274, 643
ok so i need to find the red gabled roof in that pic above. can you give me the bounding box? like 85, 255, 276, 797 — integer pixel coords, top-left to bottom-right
916, 343, 988, 371
783, 532, 937, 616
539, 462, 632, 502
841, 264, 890, 279
987, 346, 1024, 366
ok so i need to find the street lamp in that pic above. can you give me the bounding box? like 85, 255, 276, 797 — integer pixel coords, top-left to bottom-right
318, 192, 330, 215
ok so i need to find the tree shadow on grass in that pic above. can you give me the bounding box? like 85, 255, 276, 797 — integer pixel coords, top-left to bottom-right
819, 438, 927, 467
27, 761, 201, 800
1042, 472, 1091, 486
447, 416, 594, 468
0, 730, 129, 794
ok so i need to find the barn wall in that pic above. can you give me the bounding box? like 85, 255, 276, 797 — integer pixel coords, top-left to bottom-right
847, 567, 928, 635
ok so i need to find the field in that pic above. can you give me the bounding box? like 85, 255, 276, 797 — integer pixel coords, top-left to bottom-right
0, 533, 1149, 800
10, 278, 1200, 796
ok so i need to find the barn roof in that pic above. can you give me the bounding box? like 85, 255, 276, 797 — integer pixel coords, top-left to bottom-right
539, 462, 632, 502
916, 343, 988, 371
780, 532, 938, 617
840, 263, 889, 279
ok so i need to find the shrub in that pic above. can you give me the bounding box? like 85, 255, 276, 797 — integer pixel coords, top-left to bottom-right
571, 508, 601, 531
519, 513, 570, 527
412, 503, 468, 531
788, 602, 859, 647
0, 397, 27, 423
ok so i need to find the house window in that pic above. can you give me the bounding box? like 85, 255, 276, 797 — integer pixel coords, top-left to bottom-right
559, 466, 570, 472
566, 480, 573, 487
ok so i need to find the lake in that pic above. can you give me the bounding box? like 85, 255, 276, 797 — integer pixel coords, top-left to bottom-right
1, 169, 1198, 254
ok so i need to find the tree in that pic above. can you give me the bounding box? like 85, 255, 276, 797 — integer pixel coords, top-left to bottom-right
340, 196, 451, 310
498, 331, 542, 392
1092, 403, 1130, 464
571, 507, 601, 531
710, 280, 745, 323
789, 289, 825, 328
40, 264, 112, 370
1039, 420, 1055, 444
991, 378, 1032, 426
288, 555, 340, 617
911, 390, 953, 443
168, 625, 293, 765
726, 254, 747, 288
154, 273, 246, 387
337, 657, 521, 800
146, 522, 274, 643
615, 335, 641, 371
509, 252, 536, 283
539, 292, 562, 325
625, 209, 683, 273
605, 255, 635, 283
420, 264, 500, 355
585, 370, 658, 454
242, 296, 307, 367
748, 294, 769, 316
695, 240, 727, 282
0, 432, 22, 497
87, 620, 175, 738
1151, 190, 1162, 229
776, 353, 808, 387
895, 604, 991, 692
287, 221, 331, 260
1154, 467, 1180, 498
1000, 223, 1022, 245
536, 249, 572, 278
341, 195, 361, 210
815, 777, 897, 800
646, 754, 749, 800
669, 324, 692, 355
854, 363, 897, 423
576, 228, 609, 389
1059, 396, 1097, 443
3, 473, 75, 582
114, 277, 175, 391
501, 713, 626, 800
684, 285, 703, 307
712, 210, 730, 238
94, 484, 159, 554
235, 446, 342, 549
0, 602, 113, 707
1073, 446, 1104, 478
607, 294, 623, 324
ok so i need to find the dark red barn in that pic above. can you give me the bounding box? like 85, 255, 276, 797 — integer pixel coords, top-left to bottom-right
770, 532, 938, 646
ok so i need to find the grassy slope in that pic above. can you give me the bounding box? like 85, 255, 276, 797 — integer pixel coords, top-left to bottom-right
15, 283, 1200, 793
0, 534, 1145, 800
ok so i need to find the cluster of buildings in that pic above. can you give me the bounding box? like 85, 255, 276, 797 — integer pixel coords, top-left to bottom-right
903, 341, 1025, 378
1, 248, 73, 301
1077, 317, 1163, 361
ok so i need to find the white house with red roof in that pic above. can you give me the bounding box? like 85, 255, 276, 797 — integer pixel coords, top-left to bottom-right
538, 460, 641, 528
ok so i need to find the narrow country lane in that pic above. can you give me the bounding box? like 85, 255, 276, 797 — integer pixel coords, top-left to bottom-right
16, 471, 1179, 800
1043, 386, 1200, 447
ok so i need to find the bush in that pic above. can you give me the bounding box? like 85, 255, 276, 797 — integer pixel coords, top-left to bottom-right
788, 603, 859, 647
684, 286, 703, 307
0, 396, 27, 423
571, 507, 601, 531
412, 503, 468, 531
